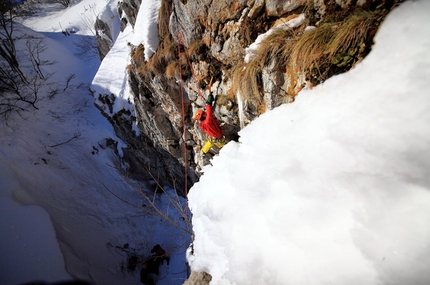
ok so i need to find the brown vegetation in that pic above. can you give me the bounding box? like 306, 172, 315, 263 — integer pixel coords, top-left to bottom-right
232, 7, 387, 105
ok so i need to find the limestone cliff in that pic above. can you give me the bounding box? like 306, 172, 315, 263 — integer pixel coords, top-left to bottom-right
93, 0, 397, 195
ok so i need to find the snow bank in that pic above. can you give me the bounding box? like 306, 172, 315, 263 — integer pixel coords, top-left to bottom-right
0, 163, 71, 285
20, 0, 116, 37
188, 1, 430, 284
91, 25, 135, 115
130, 0, 162, 61
97, 0, 121, 42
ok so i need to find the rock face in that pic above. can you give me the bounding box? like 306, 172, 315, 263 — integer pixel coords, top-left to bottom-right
93, 92, 195, 196
96, 0, 141, 60
118, 0, 141, 29
92, 0, 393, 193
130, 0, 310, 173
182, 271, 212, 285
127, 0, 368, 172
95, 17, 113, 60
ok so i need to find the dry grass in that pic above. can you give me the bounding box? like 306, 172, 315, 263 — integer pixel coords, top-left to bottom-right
158, 0, 172, 39
289, 23, 333, 72
164, 56, 192, 79
326, 10, 378, 57
291, 9, 382, 74
147, 36, 177, 76
255, 28, 296, 68
130, 0, 217, 86
233, 8, 384, 103
130, 44, 145, 66
165, 61, 180, 79
215, 94, 235, 109
143, 0, 211, 81
231, 61, 262, 102
130, 0, 177, 78
186, 39, 208, 61
130, 44, 149, 76
232, 28, 297, 102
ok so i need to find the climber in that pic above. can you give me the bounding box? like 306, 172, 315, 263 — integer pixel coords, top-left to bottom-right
193, 93, 226, 153
140, 244, 169, 285
151, 244, 170, 265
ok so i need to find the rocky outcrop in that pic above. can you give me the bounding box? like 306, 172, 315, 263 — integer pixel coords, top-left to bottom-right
118, 0, 141, 30
91, 0, 397, 183
95, 17, 114, 60
182, 271, 212, 285
137, 0, 311, 171
93, 91, 197, 196
104, 0, 394, 177
96, 0, 142, 60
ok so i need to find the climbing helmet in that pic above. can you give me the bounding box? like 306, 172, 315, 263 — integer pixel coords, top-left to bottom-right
193, 110, 204, 121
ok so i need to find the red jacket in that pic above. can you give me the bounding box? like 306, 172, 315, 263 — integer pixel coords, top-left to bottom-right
199, 104, 223, 138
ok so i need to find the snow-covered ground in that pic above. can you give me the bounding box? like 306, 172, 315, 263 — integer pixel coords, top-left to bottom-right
188, 1, 430, 284
1, 0, 189, 285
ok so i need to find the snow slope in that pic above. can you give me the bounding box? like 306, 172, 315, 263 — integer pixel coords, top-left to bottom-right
0, 163, 72, 284
1, 1, 189, 285
188, 1, 430, 284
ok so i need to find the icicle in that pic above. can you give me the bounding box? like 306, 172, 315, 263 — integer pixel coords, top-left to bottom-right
237, 91, 245, 130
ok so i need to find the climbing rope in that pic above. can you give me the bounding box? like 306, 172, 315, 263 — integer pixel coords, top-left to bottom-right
176, 32, 209, 199
177, 33, 204, 99
177, 31, 207, 238
177, 32, 189, 201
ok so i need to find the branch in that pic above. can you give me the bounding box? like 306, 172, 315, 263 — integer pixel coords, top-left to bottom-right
50, 133, 81, 147
63, 74, 75, 91
104, 164, 193, 236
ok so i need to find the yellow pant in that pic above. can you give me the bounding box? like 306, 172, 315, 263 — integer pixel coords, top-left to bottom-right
202, 137, 226, 153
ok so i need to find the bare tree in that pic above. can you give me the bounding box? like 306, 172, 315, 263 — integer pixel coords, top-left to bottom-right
104, 171, 193, 236
0, 0, 58, 119
0, 0, 26, 81
23, 34, 57, 74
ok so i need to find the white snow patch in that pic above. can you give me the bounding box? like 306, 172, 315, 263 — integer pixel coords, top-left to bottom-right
130, 0, 162, 61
